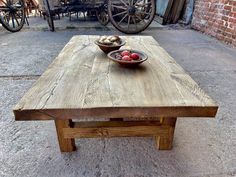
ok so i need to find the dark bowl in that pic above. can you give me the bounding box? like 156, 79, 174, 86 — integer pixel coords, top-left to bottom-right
107, 49, 148, 67
95, 39, 126, 54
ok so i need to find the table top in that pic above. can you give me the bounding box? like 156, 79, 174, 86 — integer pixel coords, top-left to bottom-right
14, 35, 218, 120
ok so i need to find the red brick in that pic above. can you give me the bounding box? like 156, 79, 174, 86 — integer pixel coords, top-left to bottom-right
222, 16, 229, 21
192, 0, 236, 47
229, 18, 236, 23
229, 1, 236, 6
224, 5, 232, 11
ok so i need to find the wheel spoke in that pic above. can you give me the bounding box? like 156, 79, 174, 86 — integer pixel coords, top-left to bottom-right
135, 14, 146, 24
118, 13, 128, 25
127, 15, 130, 29
118, 0, 128, 7
111, 4, 127, 10
11, 12, 15, 28
0, 7, 10, 11
128, 0, 131, 5
139, 11, 152, 16
13, 13, 20, 26
112, 11, 127, 17
132, 16, 137, 30
131, 0, 134, 5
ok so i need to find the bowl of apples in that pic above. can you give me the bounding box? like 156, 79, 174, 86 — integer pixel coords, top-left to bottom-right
107, 49, 148, 67
95, 35, 126, 54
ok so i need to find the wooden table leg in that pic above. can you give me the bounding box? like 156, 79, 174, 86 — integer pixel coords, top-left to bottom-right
54, 119, 76, 152
156, 117, 177, 150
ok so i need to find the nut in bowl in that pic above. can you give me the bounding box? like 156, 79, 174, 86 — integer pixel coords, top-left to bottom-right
107, 49, 148, 67
95, 35, 126, 54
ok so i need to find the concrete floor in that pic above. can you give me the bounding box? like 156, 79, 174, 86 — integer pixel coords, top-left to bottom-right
0, 17, 236, 177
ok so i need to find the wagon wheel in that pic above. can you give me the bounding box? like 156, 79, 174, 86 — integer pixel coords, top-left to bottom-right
0, 0, 25, 32
96, 5, 109, 26
108, 0, 155, 34
43, 0, 54, 31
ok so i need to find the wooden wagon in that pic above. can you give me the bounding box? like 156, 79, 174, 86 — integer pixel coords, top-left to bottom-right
41, 0, 156, 33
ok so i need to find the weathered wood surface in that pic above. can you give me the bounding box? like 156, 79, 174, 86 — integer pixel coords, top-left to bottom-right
14, 35, 218, 120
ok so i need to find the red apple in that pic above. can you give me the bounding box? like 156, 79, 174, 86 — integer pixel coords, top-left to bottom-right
121, 50, 131, 56
122, 55, 132, 61
130, 53, 140, 60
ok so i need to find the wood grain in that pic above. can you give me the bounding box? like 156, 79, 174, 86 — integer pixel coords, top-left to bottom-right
13, 35, 218, 120
63, 120, 168, 138
54, 120, 76, 152
156, 117, 177, 150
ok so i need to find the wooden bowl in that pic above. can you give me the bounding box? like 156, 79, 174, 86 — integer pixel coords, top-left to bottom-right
95, 39, 126, 54
107, 49, 148, 67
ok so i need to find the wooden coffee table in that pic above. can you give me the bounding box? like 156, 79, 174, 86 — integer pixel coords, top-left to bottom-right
13, 35, 218, 152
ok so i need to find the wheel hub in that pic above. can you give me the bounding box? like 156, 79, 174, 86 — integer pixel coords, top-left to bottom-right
128, 6, 136, 15
9, 5, 18, 12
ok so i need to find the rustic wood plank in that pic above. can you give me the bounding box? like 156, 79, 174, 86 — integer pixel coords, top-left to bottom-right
155, 117, 177, 150
73, 120, 162, 128
167, 0, 186, 23
13, 35, 218, 121
63, 121, 168, 138
54, 119, 76, 152
163, 0, 174, 24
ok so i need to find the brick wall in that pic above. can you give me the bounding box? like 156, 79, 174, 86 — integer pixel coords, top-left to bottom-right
192, 0, 236, 47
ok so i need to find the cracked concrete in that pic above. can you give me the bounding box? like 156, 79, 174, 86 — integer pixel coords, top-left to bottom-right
0, 23, 236, 177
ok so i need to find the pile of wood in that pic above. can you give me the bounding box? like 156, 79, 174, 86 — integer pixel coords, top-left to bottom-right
156, 0, 187, 25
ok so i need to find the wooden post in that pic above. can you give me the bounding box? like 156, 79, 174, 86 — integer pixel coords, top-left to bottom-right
54, 119, 76, 152
156, 117, 177, 150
